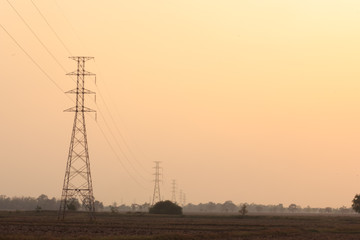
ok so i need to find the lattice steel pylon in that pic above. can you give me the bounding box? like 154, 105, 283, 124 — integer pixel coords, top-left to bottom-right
152, 161, 162, 205
58, 56, 96, 220
171, 179, 177, 203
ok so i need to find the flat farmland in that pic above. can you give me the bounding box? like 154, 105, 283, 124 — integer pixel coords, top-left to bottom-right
1, 211, 360, 239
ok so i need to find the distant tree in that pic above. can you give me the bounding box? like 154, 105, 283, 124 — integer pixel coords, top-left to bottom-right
141, 203, 150, 212
110, 206, 118, 213
36, 194, 58, 210
278, 204, 284, 211
339, 206, 351, 214
288, 204, 297, 213
239, 204, 248, 216
198, 203, 205, 212
67, 198, 80, 211
118, 204, 131, 212
352, 194, 360, 213
131, 203, 140, 212
324, 207, 332, 213
221, 201, 237, 212
268, 204, 285, 213
183, 203, 196, 212
149, 200, 182, 215
255, 205, 263, 212
0, 194, 60, 211
206, 202, 217, 212
36, 194, 49, 205
303, 205, 312, 213
37, 194, 48, 203
94, 200, 104, 212
109, 202, 119, 213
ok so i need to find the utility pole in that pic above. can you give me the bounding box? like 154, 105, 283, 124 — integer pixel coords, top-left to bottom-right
152, 161, 162, 205
58, 56, 96, 220
171, 179, 177, 203
182, 193, 186, 207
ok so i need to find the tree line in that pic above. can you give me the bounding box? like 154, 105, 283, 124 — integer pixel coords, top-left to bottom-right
0, 194, 104, 211
107, 200, 354, 214
0, 195, 354, 214
183, 201, 354, 214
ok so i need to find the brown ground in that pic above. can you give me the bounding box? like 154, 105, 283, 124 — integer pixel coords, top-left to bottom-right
0, 211, 360, 239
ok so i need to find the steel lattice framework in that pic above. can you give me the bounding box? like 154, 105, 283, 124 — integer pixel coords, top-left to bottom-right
171, 179, 177, 203
152, 161, 162, 205
58, 56, 96, 220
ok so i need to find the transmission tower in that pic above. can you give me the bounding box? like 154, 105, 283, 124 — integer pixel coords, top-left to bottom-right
171, 179, 177, 203
152, 161, 162, 205
58, 56, 96, 220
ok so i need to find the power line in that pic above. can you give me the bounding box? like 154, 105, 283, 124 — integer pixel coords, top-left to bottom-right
0, 24, 64, 93
91, 59, 150, 175
51, 0, 150, 177
30, 0, 72, 56
95, 84, 150, 174
95, 121, 148, 190
6, 0, 69, 74
4, 0, 148, 188
2, 19, 143, 186
0, 24, 96, 122
96, 106, 150, 183
53, 0, 90, 54
34, 2, 146, 172
52, 0, 151, 185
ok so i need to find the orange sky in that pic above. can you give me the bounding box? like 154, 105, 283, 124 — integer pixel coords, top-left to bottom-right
1, 0, 360, 208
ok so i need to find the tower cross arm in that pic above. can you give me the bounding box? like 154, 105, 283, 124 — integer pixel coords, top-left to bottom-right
66, 70, 95, 76
69, 56, 94, 61
64, 106, 96, 112
66, 88, 96, 94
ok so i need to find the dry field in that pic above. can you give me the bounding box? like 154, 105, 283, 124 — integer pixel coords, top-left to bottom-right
0, 211, 360, 239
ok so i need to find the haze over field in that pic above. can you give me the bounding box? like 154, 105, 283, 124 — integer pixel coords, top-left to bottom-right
1, 0, 360, 208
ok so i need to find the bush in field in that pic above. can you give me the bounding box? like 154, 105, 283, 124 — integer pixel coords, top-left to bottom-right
149, 200, 182, 215
352, 194, 360, 213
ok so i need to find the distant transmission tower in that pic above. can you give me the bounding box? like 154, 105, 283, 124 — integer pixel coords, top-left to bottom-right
58, 56, 96, 220
152, 161, 162, 205
171, 179, 177, 203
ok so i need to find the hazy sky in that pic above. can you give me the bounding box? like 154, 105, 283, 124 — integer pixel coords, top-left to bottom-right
1, 0, 360, 208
